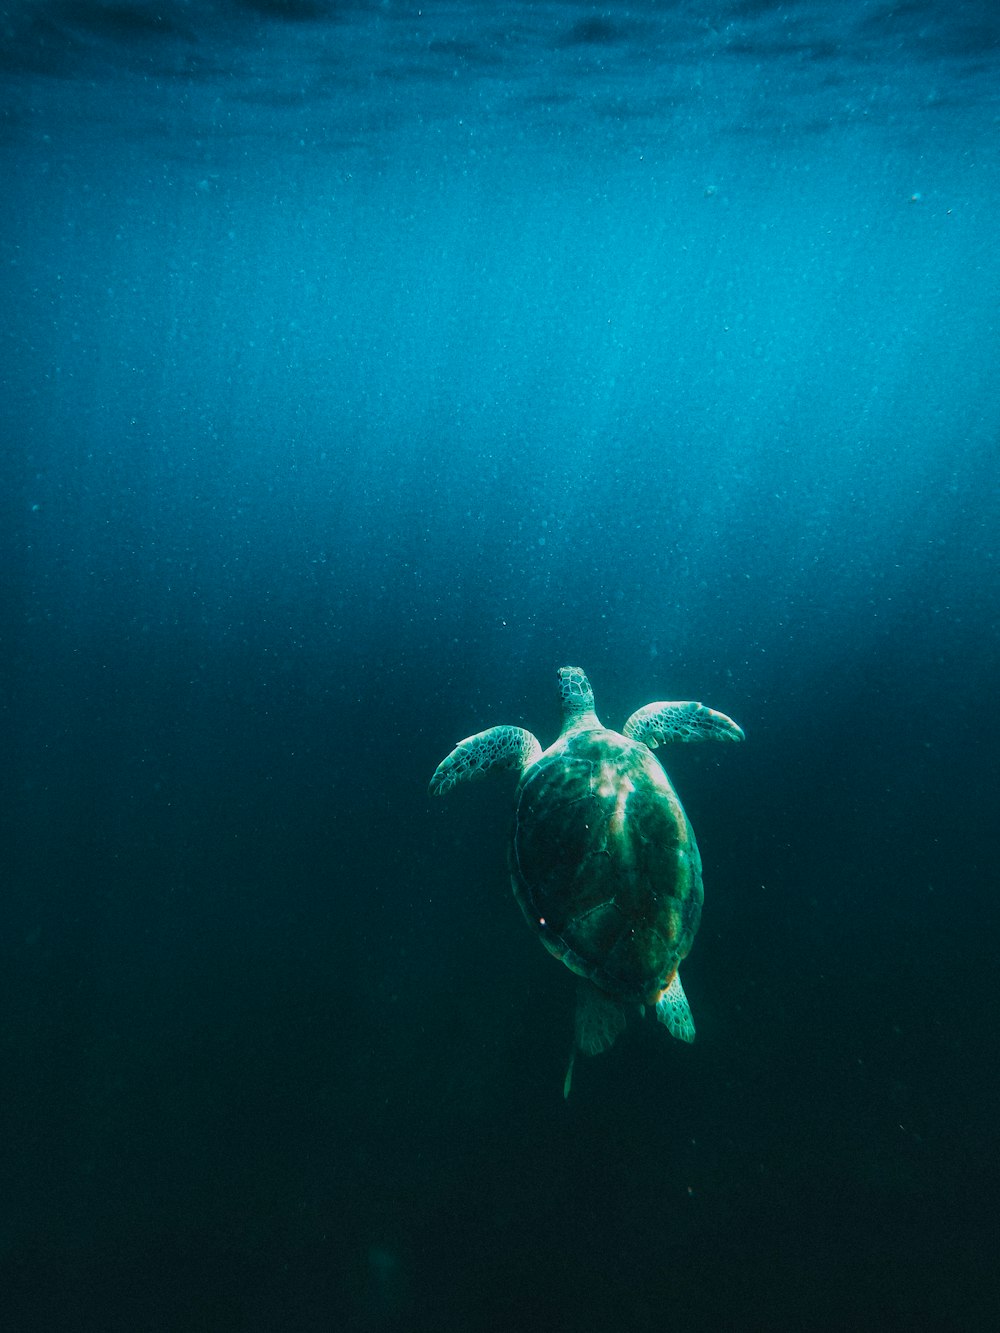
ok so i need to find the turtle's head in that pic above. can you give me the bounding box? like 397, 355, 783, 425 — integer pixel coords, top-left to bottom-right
558, 666, 598, 728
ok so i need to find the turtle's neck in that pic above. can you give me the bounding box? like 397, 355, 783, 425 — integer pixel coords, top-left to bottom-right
564, 706, 602, 733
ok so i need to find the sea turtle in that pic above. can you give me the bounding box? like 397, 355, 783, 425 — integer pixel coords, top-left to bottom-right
430, 666, 744, 1095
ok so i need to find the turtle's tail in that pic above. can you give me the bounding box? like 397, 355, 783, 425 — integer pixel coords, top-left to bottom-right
563, 1046, 577, 1099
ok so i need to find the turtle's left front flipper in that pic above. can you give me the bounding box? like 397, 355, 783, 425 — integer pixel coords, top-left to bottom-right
429, 725, 542, 796
624, 701, 744, 749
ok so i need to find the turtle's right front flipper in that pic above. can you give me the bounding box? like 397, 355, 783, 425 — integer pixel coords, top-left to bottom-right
429, 726, 542, 796
623, 700, 744, 748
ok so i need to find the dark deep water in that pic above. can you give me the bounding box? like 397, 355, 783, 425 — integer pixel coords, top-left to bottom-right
2, 2, 999, 1329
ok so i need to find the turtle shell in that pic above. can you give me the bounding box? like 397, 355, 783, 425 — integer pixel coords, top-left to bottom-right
509, 727, 703, 1004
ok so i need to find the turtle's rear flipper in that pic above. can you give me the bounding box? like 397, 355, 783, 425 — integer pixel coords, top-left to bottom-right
575, 978, 626, 1055
564, 980, 626, 1097
655, 972, 696, 1043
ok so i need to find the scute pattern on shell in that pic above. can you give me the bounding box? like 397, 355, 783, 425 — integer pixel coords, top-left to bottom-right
509, 728, 703, 1003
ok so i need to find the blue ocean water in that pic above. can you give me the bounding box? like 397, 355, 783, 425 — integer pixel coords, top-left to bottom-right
1, 2, 998, 1329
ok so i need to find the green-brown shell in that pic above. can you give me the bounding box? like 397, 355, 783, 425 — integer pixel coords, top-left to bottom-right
509, 727, 703, 1003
